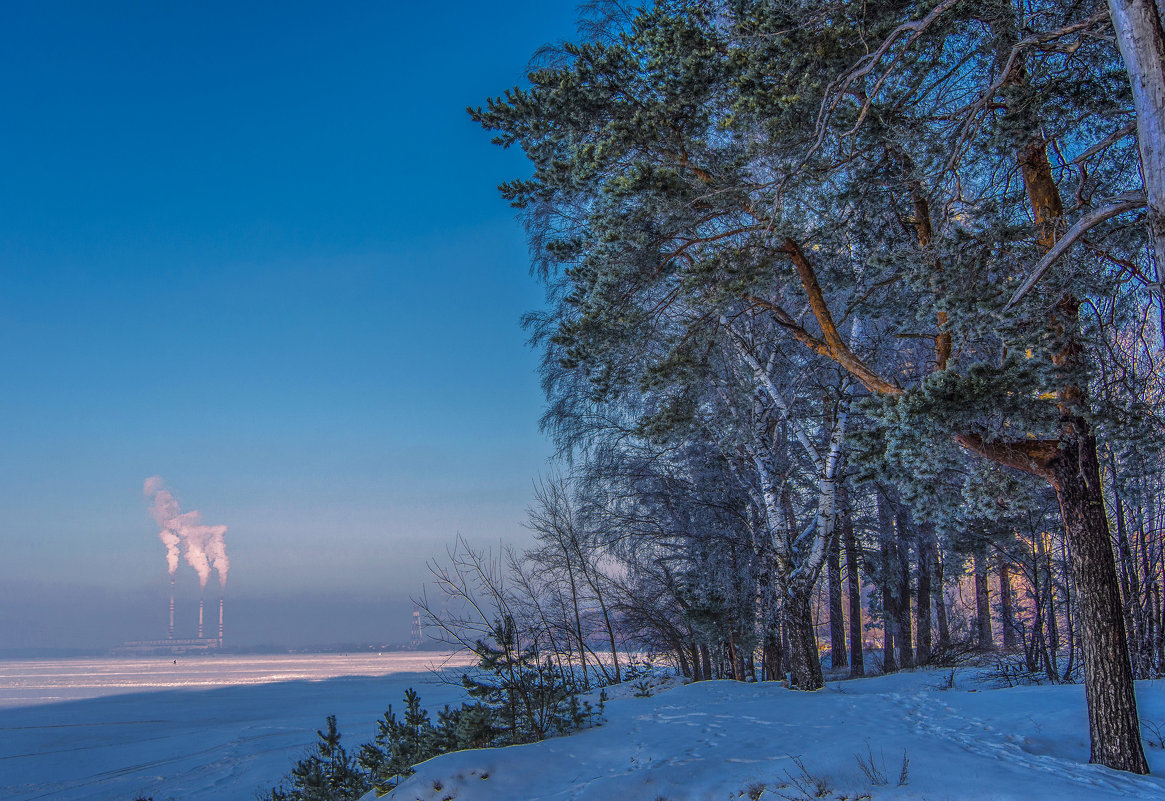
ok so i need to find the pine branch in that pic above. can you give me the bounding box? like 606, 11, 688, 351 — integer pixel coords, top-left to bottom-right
952, 433, 1059, 478
780, 238, 903, 396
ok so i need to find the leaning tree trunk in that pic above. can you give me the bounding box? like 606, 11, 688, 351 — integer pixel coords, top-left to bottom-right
1049, 419, 1149, 773
786, 588, 825, 690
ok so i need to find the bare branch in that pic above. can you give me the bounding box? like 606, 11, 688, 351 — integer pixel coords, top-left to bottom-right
1005, 192, 1148, 310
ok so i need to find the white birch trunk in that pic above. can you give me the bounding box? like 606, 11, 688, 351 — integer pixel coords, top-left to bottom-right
1108, 0, 1165, 324
720, 318, 849, 593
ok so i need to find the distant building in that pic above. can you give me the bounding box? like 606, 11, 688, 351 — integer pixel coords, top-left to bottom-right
113, 637, 221, 655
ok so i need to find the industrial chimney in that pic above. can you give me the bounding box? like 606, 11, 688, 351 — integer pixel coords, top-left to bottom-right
169, 578, 175, 640
218, 596, 224, 646
198, 598, 204, 639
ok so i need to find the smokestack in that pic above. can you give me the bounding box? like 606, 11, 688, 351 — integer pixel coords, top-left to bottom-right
199, 598, 204, 639
218, 596, 224, 646
169, 578, 175, 640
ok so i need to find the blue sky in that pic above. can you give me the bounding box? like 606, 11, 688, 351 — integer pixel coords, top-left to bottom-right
0, 1, 579, 650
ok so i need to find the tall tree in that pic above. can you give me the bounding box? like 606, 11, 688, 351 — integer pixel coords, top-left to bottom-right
476, 0, 1152, 770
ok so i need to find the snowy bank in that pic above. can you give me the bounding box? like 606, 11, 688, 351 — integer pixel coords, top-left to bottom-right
372, 669, 1165, 801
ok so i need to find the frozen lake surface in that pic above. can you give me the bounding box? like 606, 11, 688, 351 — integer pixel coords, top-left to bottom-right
0, 652, 476, 801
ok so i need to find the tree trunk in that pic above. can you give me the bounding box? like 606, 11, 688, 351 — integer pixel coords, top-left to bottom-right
877, 491, 898, 673
1000, 558, 1017, 651
677, 641, 692, 679
1011, 41, 1148, 767
828, 530, 848, 669
562, 557, 589, 690
1107, 0, 1165, 322
1113, 489, 1144, 675
975, 545, 993, 650
1049, 423, 1149, 773
917, 522, 935, 665
841, 482, 865, 677
786, 588, 825, 690
1036, 531, 1060, 676
935, 551, 951, 650
727, 630, 742, 681
893, 506, 915, 669
762, 632, 780, 682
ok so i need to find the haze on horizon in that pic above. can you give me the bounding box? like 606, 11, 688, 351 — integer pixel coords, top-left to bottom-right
0, 1, 578, 653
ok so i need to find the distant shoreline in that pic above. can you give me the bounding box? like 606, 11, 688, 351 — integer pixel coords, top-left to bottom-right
0, 641, 458, 660
0, 650, 480, 710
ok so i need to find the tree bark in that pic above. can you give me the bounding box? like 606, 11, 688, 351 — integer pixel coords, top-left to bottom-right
1107, 0, 1165, 318
1049, 422, 1149, 773
828, 529, 848, 669
1000, 558, 1017, 651
841, 482, 865, 677
917, 522, 935, 665
975, 545, 993, 650
677, 642, 692, 680
1113, 488, 1141, 672
893, 505, 915, 669
935, 551, 951, 650
786, 588, 825, 690
561, 555, 589, 690
762, 633, 779, 682
877, 491, 898, 673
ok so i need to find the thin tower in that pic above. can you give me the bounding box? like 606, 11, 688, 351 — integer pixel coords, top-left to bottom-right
168, 578, 175, 640
218, 596, 224, 646
198, 598, 204, 639
410, 608, 423, 648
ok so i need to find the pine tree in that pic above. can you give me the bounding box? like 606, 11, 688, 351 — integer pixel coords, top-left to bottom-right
263, 716, 369, 801
475, 0, 1155, 771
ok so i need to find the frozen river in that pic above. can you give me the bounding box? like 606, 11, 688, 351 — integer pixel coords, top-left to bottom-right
0, 651, 476, 801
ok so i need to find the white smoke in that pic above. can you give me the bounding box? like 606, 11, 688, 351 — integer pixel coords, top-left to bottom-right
144, 476, 230, 588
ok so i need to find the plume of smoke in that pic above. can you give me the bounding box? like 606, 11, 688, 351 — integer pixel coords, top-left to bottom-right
144, 476, 230, 588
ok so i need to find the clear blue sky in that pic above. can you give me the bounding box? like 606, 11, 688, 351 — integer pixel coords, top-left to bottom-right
0, 1, 579, 650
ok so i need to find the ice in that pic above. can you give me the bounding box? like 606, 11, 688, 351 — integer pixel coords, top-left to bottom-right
0, 653, 474, 801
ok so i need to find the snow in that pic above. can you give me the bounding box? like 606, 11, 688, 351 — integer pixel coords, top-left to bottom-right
373, 669, 1165, 801
5, 655, 1165, 800
0, 653, 475, 801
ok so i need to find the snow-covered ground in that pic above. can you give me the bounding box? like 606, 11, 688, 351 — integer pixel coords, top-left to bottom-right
0, 653, 475, 801
377, 669, 1165, 801
6, 655, 1165, 801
